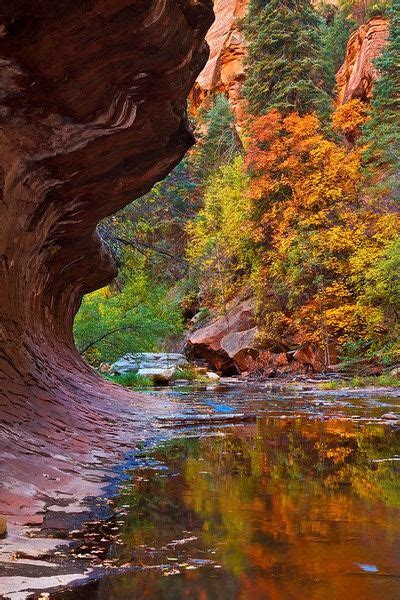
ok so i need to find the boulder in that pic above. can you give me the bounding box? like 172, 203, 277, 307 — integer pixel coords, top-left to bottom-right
137, 367, 175, 385
293, 347, 324, 371
381, 413, 399, 420
220, 327, 259, 371
112, 353, 188, 375
206, 371, 221, 382
186, 298, 258, 374
390, 367, 400, 378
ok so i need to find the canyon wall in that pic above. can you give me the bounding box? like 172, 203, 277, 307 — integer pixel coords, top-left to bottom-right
336, 16, 389, 104
190, 0, 248, 129
0, 0, 213, 523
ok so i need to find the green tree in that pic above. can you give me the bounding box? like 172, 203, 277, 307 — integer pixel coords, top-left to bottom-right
243, 0, 331, 116
73, 251, 184, 365
192, 94, 241, 180
319, 3, 356, 94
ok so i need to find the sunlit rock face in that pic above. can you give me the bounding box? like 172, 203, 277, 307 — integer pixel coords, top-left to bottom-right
336, 17, 389, 104
189, 0, 248, 130
0, 0, 213, 522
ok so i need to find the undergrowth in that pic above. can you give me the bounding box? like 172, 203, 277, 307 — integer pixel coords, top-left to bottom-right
104, 372, 153, 388
320, 374, 400, 390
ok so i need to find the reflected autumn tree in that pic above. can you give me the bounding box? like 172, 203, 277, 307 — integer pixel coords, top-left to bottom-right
99, 420, 400, 600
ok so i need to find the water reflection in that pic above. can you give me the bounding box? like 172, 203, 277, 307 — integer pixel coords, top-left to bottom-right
56, 418, 400, 600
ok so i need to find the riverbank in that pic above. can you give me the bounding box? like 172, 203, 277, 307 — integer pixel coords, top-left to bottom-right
0, 376, 185, 599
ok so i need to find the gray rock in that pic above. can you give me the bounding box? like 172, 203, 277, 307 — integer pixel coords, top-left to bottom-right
206, 371, 221, 382
112, 353, 188, 375
137, 367, 176, 384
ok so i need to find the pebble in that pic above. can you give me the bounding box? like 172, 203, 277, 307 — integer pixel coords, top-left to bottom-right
0, 516, 6, 537
381, 412, 399, 420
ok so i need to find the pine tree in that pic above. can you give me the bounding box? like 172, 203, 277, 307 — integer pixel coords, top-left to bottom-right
319, 4, 356, 95
192, 94, 240, 180
362, 0, 400, 202
243, 0, 331, 116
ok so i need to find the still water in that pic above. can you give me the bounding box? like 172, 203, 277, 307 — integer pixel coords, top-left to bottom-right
55, 383, 400, 600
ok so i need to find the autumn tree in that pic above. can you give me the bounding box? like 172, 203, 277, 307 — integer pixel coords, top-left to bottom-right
246, 109, 399, 361
186, 157, 254, 307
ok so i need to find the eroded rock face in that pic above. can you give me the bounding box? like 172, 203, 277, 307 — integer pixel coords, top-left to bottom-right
186, 298, 258, 374
336, 17, 389, 104
0, 0, 213, 523
189, 0, 248, 129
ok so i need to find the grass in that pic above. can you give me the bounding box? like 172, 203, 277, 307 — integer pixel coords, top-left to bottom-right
320, 374, 400, 390
102, 367, 212, 388
104, 372, 153, 388
172, 367, 198, 381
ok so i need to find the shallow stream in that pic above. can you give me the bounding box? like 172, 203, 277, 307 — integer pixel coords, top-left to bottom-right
39, 382, 400, 598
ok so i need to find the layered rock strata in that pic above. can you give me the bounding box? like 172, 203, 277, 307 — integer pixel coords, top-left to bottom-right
0, 0, 213, 524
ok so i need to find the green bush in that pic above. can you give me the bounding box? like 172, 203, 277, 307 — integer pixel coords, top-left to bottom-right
105, 372, 153, 388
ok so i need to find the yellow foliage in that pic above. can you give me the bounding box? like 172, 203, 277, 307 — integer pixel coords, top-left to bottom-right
246, 109, 400, 356
332, 99, 369, 140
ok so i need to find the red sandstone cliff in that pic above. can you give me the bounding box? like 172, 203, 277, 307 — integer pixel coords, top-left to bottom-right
336, 16, 389, 104
0, 0, 213, 525
190, 0, 248, 128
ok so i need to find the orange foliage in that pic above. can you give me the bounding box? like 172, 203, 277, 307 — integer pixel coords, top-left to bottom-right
245, 109, 399, 355
332, 99, 369, 142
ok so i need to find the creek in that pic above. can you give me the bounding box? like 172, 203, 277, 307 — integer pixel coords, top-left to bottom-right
48, 380, 400, 600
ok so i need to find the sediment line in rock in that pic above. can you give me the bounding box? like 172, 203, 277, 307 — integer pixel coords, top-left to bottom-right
0, 0, 213, 527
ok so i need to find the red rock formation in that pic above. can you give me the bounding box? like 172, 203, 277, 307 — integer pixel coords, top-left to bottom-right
336, 17, 389, 104
186, 297, 338, 375
0, 0, 213, 525
187, 298, 257, 373
190, 0, 248, 129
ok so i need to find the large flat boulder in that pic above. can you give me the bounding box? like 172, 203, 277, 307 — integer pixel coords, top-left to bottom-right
137, 367, 176, 384
112, 353, 188, 375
